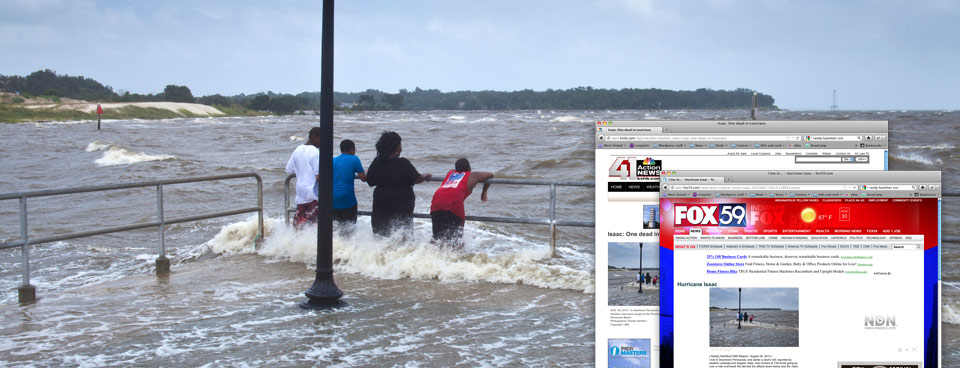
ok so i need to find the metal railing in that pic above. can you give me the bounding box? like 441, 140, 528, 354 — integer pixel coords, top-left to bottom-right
285, 176, 960, 247
609, 276, 637, 286
285, 174, 594, 256
1, 173, 264, 303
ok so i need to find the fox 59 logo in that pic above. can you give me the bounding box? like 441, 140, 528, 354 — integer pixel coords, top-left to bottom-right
674, 203, 747, 227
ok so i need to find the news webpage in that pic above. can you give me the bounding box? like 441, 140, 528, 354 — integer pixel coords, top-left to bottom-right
594, 120, 888, 367
659, 171, 941, 368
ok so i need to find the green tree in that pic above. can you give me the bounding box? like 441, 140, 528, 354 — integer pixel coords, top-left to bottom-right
248, 94, 271, 111
199, 94, 232, 107
163, 85, 195, 103
382, 93, 404, 110
268, 95, 299, 115
356, 94, 376, 109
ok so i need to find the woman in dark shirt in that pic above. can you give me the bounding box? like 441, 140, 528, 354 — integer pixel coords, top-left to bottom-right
366, 131, 431, 237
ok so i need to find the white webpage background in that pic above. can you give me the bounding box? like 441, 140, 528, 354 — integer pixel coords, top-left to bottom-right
672, 238, 924, 366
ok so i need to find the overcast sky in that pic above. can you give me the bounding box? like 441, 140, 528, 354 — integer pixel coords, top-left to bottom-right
3, 0, 958, 109
710, 287, 799, 310
608, 242, 658, 269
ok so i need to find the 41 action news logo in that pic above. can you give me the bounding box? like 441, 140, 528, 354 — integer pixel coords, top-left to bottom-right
609, 157, 662, 180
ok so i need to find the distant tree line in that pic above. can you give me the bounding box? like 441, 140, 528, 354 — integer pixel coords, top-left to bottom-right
0, 70, 305, 114
322, 86, 775, 111
0, 70, 776, 114
0, 69, 116, 102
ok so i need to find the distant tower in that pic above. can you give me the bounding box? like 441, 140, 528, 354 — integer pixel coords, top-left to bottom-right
830, 89, 838, 111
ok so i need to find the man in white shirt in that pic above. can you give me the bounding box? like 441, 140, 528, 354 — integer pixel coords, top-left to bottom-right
286, 127, 321, 229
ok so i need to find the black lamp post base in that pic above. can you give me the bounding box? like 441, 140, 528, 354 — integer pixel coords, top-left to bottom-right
299, 298, 347, 309
299, 268, 345, 310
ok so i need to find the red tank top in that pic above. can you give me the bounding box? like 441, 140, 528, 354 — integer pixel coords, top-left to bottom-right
430, 170, 471, 219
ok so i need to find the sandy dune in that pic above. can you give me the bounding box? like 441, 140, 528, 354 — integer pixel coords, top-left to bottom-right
29, 101, 225, 116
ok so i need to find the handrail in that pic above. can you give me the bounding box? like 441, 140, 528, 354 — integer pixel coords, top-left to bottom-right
286, 174, 960, 246
1, 173, 263, 303
284, 173, 594, 256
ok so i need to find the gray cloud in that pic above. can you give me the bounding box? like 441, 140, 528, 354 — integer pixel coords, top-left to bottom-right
3, 0, 956, 109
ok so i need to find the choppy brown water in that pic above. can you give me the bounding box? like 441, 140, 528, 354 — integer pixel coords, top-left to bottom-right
709, 310, 800, 347
0, 109, 956, 366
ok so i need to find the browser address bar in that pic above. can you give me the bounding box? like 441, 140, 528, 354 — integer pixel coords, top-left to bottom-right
604, 135, 802, 141
667, 184, 856, 191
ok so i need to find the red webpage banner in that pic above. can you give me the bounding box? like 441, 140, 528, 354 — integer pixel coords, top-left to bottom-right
659, 198, 939, 251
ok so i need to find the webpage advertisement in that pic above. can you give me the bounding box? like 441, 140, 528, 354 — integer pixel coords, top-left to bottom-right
594, 120, 888, 367
659, 171, 941, 367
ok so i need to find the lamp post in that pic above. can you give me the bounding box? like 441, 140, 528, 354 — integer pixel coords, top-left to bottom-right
738, 287, 742, 329
638, 243, 643, 294
300, 0, 344, 309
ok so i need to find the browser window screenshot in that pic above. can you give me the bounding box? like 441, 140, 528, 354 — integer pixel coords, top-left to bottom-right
659, 171, 941, 368
594, 120, 888, 367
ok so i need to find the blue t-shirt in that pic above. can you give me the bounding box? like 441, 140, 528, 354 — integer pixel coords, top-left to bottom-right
332, 153, 365, 209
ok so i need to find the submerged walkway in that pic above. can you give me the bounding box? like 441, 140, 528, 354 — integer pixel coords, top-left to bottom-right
0, 252, 593, 367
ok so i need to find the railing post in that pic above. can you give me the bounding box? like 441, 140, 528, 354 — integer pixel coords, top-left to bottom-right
550, 184, 557, 258
284, 175, 291, 225
155, 184, 170, 275
256, 175, 264, 250
18, 196, 35, 303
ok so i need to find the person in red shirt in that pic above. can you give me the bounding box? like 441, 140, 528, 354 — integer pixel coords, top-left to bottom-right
430, 158, 494, 248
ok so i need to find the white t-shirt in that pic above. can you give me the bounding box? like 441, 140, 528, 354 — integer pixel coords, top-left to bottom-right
285, 144, 320, 204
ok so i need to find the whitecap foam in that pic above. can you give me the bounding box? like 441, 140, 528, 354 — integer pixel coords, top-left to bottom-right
945, 291, 960, 325
289, 135, 304, 141
32, 120, 91, 127
897, 143, 955, 150
890, 151, 943, 166
86, 142, 175, 166
85, 142, 111, 152
202, 217, 594, 292
447, 115, 466, 120
550, 116, 583, 123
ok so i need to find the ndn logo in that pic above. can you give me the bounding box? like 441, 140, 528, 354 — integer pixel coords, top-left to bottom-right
864, 315, 896, 330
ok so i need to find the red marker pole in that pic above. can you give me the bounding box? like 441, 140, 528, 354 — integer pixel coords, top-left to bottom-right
96, 103, 103, 130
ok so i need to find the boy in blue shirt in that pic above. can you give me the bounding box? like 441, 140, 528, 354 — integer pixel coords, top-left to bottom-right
332, 139, 366, 231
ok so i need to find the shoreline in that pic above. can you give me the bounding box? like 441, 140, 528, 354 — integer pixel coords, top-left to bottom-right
0, 101, 264, 123
26, 101, 226, 116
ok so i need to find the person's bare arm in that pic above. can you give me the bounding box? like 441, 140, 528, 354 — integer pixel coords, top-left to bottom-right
480, 181, 492, 202
468, 172, 494, 202
357, 172, 367, 182
414, 173, 432, 184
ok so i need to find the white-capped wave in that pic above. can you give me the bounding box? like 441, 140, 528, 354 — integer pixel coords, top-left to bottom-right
289, 135, 304, 142
447, 115, 466, 120
890, 151, 943, 166
33, 120, 90, 127
85, 142, 174, 166
85, 142, 111, 152
897, 143, 955, 150
945, 298, 960, 325
201, 216, 594, 292
550, 116, 584, 123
